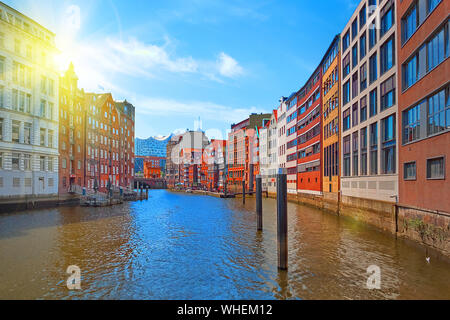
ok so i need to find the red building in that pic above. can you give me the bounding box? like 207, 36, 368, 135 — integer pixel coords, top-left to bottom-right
204, 139, 227, 191
136, 156, 164, 179
58, 64, 85, 194
397, 0, 450, 212
116, 100, 136, 190
227, 113, 271, 192
297, 67, 323, 194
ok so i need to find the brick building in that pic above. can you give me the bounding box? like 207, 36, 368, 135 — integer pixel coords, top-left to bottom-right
397, 0, 449, 212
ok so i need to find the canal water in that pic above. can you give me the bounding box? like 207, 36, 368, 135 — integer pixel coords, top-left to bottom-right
0, 190, 449, 300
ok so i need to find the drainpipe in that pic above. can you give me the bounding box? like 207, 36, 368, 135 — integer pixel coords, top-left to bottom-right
390, 195, 399, 234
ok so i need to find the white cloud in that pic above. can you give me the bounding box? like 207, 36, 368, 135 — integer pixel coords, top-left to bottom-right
134, 96, 260, 125
217, 52, 244, 78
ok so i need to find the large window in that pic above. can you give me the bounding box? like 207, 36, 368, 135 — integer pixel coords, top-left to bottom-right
380, 75, 396, 111
343, 80, 350, 105
352, 18, 358, 40
427, 26, 447, 72
360, 63, 367, 91
427, 88, 449, 135
402, 4, 417, 44
380, 4, 394, 38
360, 5, 366, 28
369, 20, 377, 49
427, 157, 445, 179
369, 53, 377, 83
352, 44, 358, 68
343, 53, 350, 78
381, 114, 396, 174
360, 96, 367, 122
12, 120, 20, 143
369, 88, 378, 117
352, 131, 359, 176
370, 122, 378, 175
352, 102, 359, 127
360, 33, 367, 59
343, 135, 351, 177
403, 103, 421, 144
403, 54, 418, 90
24, 123, 31, 145
343, 108, 351, 131
380, 36, 395, 74
352, 73, 358, 99
360, 127, 368, 175
343, 30, 350, 52
12, 153, 20, 170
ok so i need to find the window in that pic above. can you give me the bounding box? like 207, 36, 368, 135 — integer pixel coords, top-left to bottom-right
0, 86, 3, 108
360, 33, 367, 59
352, 132, 359, 176
12, 153, 20, 170
403, 54, 418, 90
427, 157, 445, 179
24, 123, 31, 145
402, 4, 417, 44
62, 158, 67, 169
343, 53, 350, 78
404, 162, 416, 180
12, 120, 20, 143
352, 73, 358, 99
380, 4, 394, 37
360, 127, 368, 175
40, 156, 45, 171
380, 75, 396, 111
427, 88, 448, 135
14, 39, 21, 54
369, 20, 377, 48
380, 36, 395, 75
40, 128, 46, 146
352, 102, 359, 127
48, 130, 54, 148
343, 135, 351, 177
369, 88, 378, 117
47, 157, 53, 172
352, 44, 358, 68
40, 100, 46, 117
370, 122, 378, 175
360, 96, 367, 122
343, 30, 350, 52
428, 0, 442, 13
360, 5, 366, 28
381, 114, 396, 174
343, 80, 350, 105
0, 118, 2, 141
343, 108, 351, 131
427, 27, 446, 72
403, 103, 421, 144
352, 18, 358, 40
369, 53, 377, 83
360, 63, 367, 91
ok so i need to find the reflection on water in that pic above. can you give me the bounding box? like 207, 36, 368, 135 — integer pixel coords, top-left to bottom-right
0, 190, 449, 300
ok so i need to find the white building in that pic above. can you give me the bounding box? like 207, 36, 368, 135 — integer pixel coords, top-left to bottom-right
258, 125, 268, 190
266, 110, 278, 194
0, 3, 59, 198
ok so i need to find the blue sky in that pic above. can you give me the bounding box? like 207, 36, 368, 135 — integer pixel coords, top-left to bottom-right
6, 0, 359, 139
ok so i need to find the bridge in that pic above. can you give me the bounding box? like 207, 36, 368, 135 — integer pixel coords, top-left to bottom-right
134, 178, 167, 189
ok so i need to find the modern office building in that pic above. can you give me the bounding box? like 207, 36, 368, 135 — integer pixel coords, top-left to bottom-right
397, 0, 449, 212
340, 0, 399, 202
322, 35, 341, 195
0, 2, 59, 198
58, 63, 85, 194
135, 135, 172, 158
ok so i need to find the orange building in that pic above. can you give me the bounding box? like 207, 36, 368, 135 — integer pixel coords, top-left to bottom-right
204, 139, 227, 191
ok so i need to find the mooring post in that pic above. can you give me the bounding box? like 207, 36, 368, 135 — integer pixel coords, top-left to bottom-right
276, 168, 288, 270
242, 180, 246, 204
256, 175, 262, 231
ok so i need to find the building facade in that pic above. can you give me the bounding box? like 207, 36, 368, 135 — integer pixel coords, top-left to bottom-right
116, 100, 135, 190
227, 113, 270, 192
0, 2, 59, 198
296, 67, 323, 195
135, 135, 172, 158
397, 0, 449, 212
285, 94, 299, 194
340, 0, 399, 202
322, 36, 341, 194
58, 63, 85, 194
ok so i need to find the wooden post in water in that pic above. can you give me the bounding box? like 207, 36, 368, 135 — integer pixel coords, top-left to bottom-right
242, 180, 246, 204
277, 168, 288, 270
146, 186, 149, 199
256, 175, 262, 231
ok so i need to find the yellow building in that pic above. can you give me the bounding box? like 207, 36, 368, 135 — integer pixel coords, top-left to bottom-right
322, 35, 341, 194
